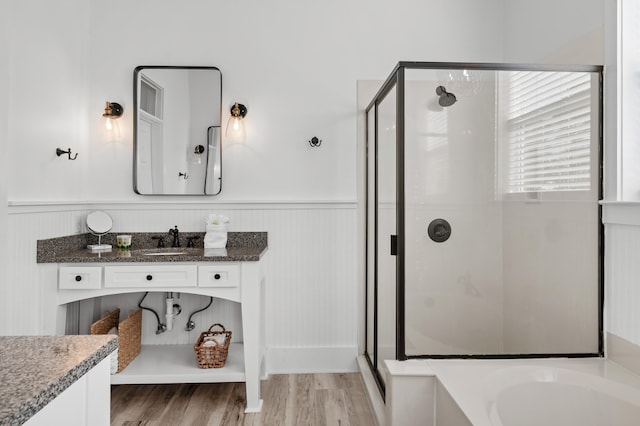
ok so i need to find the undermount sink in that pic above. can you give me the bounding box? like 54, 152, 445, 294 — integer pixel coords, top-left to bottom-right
129, 247, 227, 258
134, 248, 199, 256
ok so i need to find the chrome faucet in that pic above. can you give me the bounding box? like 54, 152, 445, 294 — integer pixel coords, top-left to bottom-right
169, 226, 180, 247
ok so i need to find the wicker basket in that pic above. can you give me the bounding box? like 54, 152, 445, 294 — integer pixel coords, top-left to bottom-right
91, 308, 142, 373
194, 323, 232, 368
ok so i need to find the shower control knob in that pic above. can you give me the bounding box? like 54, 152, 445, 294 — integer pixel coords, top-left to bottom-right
75, 275, 82, 282
214, 274, 221, 280
428, 219, 452, 243
146, 274, 153, 281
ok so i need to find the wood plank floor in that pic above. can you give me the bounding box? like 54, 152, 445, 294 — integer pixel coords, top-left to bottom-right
110, 373, 376, 426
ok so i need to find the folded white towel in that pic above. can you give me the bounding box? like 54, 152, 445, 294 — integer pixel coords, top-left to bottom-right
204, 229, 227, 249
203, 334, 227, 346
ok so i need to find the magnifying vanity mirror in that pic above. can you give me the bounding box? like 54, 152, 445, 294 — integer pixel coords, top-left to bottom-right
86, 211, 113, 252
133, 66, 222, 195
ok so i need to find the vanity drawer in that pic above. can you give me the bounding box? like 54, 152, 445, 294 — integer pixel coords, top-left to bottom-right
59, 267, 102, 290
104, 265, 197, 288
198, 264, 240, 288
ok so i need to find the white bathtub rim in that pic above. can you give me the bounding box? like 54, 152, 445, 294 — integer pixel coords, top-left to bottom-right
424, 358, 640, 426
485, 365, 640, 426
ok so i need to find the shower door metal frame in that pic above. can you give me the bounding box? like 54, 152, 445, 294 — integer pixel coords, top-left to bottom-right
364, 62, 604, 393
364, 70, 402, 398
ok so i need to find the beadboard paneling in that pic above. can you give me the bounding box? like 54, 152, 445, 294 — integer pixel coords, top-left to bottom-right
605, 223, 640, 344
3, 210, 85, 335
3, 203, 358, 372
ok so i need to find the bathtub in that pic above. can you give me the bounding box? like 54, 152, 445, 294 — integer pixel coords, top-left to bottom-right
382, 358, 640, 426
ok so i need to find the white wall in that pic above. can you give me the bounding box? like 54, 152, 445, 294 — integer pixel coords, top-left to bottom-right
3, 0, 624, 371
619, 0, 640, 201
502, 0, 604, 64
0, 4, 9, 315
8, 0, 505, 203
603, 0, 640, 353
2, 0, 505, 373
7, 1, 91, 201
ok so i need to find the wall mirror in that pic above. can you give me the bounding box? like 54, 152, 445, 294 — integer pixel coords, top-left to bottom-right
133, 66, 222, 195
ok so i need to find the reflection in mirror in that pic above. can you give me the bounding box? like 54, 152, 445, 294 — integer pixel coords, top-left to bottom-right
134, 66, 222, 195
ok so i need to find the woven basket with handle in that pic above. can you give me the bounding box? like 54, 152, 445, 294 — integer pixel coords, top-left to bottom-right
194, 323, 232, 368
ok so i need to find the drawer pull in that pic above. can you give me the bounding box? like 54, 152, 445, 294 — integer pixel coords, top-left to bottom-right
214, 273, 221, 280
75, 275, 82, 282
146, 275, 153, 281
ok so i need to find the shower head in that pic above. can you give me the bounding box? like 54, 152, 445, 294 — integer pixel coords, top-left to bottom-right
436, 85, 457, 107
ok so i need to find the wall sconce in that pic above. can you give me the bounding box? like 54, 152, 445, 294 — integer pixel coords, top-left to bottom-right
103, 101, 124, 133
225, 102, 247, 139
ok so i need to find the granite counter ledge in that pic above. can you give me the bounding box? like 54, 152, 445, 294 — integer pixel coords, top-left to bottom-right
37, 232, 268, 263
0, 335, 117, 425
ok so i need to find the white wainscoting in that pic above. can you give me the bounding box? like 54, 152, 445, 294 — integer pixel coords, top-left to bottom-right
2, 201, 359, 373
604, 203, 640, 348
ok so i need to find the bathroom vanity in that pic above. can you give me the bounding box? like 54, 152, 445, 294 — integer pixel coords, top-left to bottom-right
37, 232, 268, 413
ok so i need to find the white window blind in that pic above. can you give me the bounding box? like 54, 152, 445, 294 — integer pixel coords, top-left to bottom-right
506, 71, 592, 193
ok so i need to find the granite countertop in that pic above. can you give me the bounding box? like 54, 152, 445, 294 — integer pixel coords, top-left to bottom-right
0, 335, 117, 425
37, 232, 268, 263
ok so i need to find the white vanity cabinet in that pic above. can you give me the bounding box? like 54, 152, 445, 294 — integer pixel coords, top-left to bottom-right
104, 265, 198, 288
59, 266, 102, 290
25, 356, 111, 426
50, 259, 266, 414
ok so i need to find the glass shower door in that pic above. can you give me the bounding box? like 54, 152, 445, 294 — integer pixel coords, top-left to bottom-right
402, 67, 601, 357
366, 81, 398, 391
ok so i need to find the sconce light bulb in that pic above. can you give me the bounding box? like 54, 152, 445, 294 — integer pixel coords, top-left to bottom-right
225, 102, 247, 140
105, 117, 113, 131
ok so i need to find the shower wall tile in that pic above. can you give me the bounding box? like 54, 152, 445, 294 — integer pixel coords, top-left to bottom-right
2, 203, 358, 371
503, 200, 599, 354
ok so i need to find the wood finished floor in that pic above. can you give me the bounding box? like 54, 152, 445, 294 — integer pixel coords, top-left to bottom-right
110, 373, 376, 426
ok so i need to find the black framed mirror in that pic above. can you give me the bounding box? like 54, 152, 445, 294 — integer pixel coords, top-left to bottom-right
133, 66, 222, 195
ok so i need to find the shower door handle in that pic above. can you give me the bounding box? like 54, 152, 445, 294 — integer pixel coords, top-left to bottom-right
390, 235, 397, 256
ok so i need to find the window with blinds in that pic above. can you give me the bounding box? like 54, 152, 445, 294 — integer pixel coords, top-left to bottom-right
505, 71, 592, 193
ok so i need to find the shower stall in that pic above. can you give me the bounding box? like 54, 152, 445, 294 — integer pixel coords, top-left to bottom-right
364, 62, 603, 394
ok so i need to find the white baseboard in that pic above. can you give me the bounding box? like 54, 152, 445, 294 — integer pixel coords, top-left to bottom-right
265, 346, 359, 373
607, 332, 640, 376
